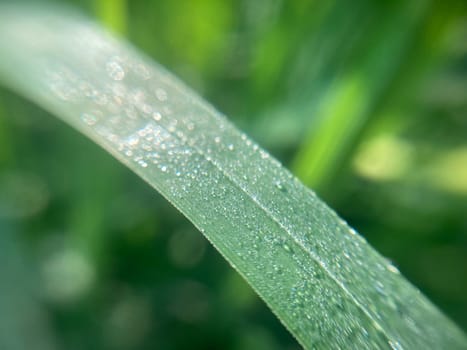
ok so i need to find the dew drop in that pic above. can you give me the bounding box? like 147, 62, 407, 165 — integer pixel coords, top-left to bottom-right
106, 59, 125, 81
125, 134, 140, 147
375, 281, 386, 296
260, 150, 269, 159
186, 122, 195, 131
214, 136, 221, 143
227, 144, 234, 151
388, 340, 403, 350
161, 165, 167, 172
153, 112, 162, 121
155, 88, 168, 101
80, 113, 98, 126
273, 265, 282, 274
387, 263, 400, 274
141, 103, 152, 114
361, 327, 370, 338
91, 91, 108, 105
142, 143, 153, 151
283, 244, 291, 252
274, 180, 284, 191
133, 63, 151, 80
111, 97, 123, 109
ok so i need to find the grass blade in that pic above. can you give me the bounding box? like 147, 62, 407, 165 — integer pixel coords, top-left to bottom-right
95, 0, 127, 36
0, 5, 466, 349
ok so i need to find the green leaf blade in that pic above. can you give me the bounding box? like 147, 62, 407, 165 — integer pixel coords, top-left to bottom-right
0, 6, 466, 349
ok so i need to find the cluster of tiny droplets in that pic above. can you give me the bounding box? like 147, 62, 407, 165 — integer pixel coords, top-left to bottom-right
29, 17, 467, 349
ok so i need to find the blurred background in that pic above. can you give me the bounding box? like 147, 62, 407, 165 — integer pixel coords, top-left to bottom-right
0, 0, 466, 349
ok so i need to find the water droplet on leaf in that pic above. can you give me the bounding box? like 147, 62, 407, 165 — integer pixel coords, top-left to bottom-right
80, 113, 98, 126
106, 59, 125, 80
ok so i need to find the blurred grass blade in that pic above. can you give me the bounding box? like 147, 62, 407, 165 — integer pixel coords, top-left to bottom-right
0, 5, 466, 349
292, 1, 426, 190
96, 0, 127, 35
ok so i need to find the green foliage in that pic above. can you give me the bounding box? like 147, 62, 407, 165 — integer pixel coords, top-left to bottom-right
0, 1, 466, 349
1, 5, 466, 349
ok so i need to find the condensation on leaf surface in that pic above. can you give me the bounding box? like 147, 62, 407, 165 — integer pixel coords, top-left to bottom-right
0, 6, 466, 350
